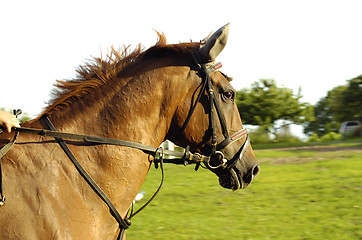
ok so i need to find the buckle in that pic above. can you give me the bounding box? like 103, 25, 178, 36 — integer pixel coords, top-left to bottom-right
0, 195, 5, 206
206, 151, 227, 169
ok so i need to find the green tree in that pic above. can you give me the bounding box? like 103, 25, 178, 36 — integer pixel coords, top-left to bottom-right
236, 79, 314, 137
304, 75, 362, 136
340, 76, 362, 121
303, 86, 345, 136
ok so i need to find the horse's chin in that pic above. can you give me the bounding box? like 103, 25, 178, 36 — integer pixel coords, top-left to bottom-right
218, 168, 246, 190
218, 164, 260, 191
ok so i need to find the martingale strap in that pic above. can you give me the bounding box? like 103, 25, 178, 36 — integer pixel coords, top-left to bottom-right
42, 117, 130, 239
39, 117, 201, 239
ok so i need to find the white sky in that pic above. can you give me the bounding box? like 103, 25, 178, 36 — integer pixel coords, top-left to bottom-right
1, 0, 361, 121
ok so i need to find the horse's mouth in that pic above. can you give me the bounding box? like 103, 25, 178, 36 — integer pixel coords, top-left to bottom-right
218, 168, 244, 190
218, 164, 260, 190
204, 136, 260, 190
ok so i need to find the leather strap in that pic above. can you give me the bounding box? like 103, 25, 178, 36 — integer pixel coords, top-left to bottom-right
216, 127, 248, 151
11, 126, 213, 172
12, 126, 211, 165
42, 117, 130, 239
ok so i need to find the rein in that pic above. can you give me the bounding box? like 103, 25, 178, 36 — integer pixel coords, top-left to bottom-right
10, 125, 213, 164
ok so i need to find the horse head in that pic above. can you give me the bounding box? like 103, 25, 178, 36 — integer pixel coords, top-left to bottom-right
168, 23, 260, 190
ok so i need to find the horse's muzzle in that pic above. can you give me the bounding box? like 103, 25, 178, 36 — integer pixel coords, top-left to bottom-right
219, 163, 259, 190
217, 143, 260, 190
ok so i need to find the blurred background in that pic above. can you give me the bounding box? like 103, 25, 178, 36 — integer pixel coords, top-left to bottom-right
1, 1, 361, 239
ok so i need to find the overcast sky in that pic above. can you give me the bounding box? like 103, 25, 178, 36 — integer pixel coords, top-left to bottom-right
1, 0, 361, 121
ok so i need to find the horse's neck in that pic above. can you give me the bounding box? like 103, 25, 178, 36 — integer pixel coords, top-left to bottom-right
26, 65, 192, 213
43, 69, 189, 146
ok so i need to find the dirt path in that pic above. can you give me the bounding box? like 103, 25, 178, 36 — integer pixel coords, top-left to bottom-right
264, 144, 362, 152
255, 143, 362, 165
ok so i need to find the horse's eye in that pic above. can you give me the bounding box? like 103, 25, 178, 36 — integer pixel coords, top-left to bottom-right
223, 90, 235, 101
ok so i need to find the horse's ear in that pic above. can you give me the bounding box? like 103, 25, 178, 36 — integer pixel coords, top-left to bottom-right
198, 23, 230, 63
201, 32, 213, 44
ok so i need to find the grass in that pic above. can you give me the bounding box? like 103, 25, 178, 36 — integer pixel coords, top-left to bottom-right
126, 142, 362, 240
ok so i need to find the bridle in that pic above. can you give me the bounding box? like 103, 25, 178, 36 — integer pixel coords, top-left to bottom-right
179, 55, 250, 170
0, 55, 250, 239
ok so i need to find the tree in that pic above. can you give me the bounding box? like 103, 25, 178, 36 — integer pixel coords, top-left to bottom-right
303, 86, 345, 136
340, 76, 362, 121
304, 75, 362, 136
236, 79, 314, 137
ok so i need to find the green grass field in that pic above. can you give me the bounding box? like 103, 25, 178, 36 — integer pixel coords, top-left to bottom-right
127, 142, 362, 240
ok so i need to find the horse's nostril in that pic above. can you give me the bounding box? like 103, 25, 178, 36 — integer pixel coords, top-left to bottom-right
243, 165, 260, 184
252, 165, 260, 178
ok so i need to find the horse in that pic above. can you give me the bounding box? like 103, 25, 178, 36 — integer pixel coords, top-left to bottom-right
0, 24, 259, 239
